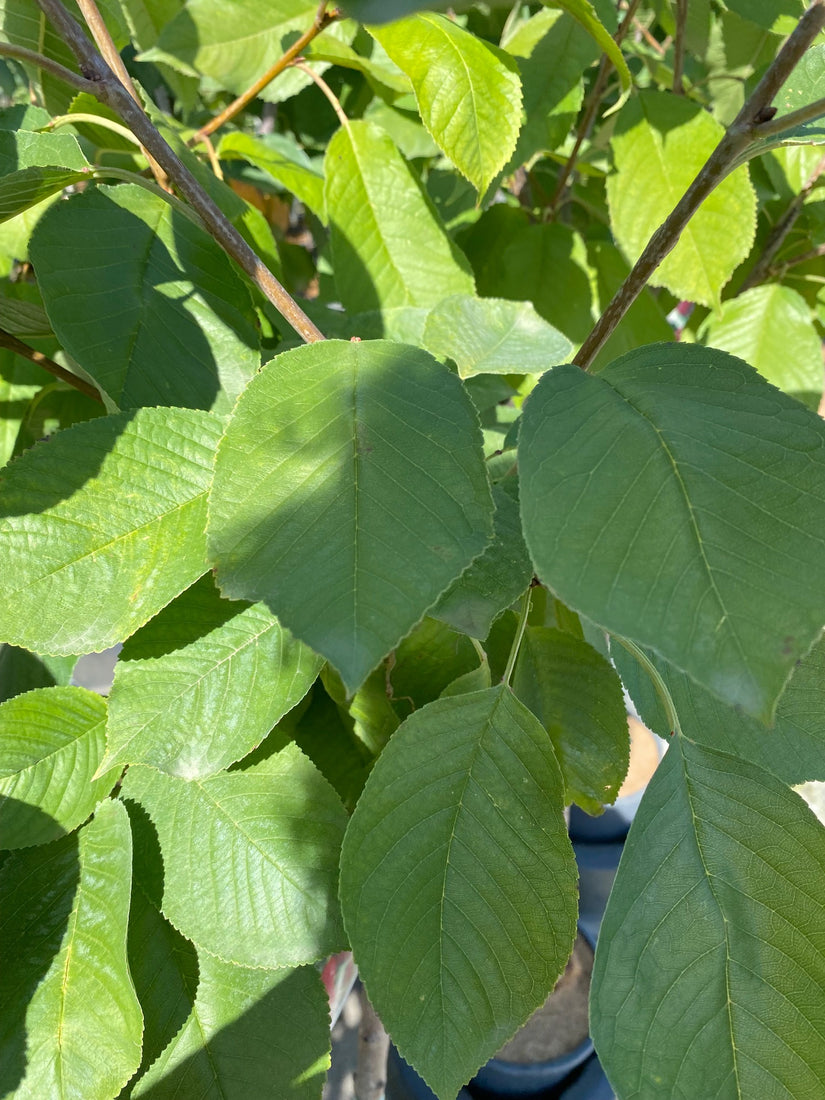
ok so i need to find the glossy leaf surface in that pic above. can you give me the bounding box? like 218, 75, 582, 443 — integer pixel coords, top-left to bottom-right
30, 184, 259, 413
0, 686, 115, 848
340, 686, 577, 1099
372, 14, 522, 195
519, 344, 825, 721
0, 799, 142, 1099
121, 745, 348, 967
592, 737, 825, 1098
0, 407, 221, 655
208, 340, 493, 692
104, 576, 322, 778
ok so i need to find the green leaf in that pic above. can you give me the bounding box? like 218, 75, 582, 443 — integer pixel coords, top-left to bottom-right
702, 285, 823, 409
121, 744, 348, 967
0, 128, 89, 223
612, 634, 825, 787
11, 381, 103, 459
486, 222, 595, 345
724, 0, 804, 34
145, 0, 319, 88
592, 736, 825, 1098
208, 340, 493, 693
216, 131, 326, 220
512, 627, 628, 814
422, 294, 572, 378
0, 644, 75, 703
389, 616, 480, 711
132, 954, 330, 1099
0, 799, 142, 1099
123, 797, 200, 1091
103, 576, 322, 778
324, 120, 475, 313
340, 685, 578, 1100
542, 0, 631, 97
0, 407, 222, 655
518, 343, 825, 722
0, 348, 48, 466
505, 11, 594, 167
751, 45, 825, 151
0, 686, 117, 848
371, 14, 522, 195
607, 91, 756, 307
432, 485, 534, 639
30, 184, 259, 413
291, 683, 372, 811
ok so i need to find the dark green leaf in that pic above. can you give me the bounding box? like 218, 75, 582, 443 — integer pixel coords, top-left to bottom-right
208, 340, 493, 693
592, 737, 825, 1098
513, 627, 628, 813
519, 344, 825, 721
340, 686, 577, 1100
30, 184, 259, 413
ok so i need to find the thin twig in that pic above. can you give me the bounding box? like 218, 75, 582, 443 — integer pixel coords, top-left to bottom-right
633, 16, 666, 56
746, 93, 825, 139
574, 0, 825, 370
75, 0, 169, 188
0, 41, 96, 94
740, 151, 825, 291
35, 0, 325, 344
672, 0, 687, 95
190, 2, 341, 145
549, 0, 642, 215
46, 111, 140, 145
290, 59, 349, 128
771, 241, 825, 275
0, 327, 103, 403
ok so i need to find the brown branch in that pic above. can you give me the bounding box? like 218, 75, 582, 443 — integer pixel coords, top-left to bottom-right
190, 3, 341, 145
740, 151, 825, 292
35, 0, 325, 345
549, 0, 642, 215
672, 0, 687, 94
0, 41, 96, 94
771, 241, 825, 275
0, 328, 103, 403
574, 0, 825, 370
633, 16, 666, 56
748, 93, 825, 139
75, 0, 169, 189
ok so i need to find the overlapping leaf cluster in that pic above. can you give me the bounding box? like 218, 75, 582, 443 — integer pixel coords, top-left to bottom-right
2, 1, 825, 1098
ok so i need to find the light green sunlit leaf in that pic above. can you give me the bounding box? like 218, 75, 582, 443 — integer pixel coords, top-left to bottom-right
121, 745, 348, 967
608, 91, 756, 307
340, 686, 577, 1100
324, 120, 475, 313
0, 799, 142, 1099
0, 407, 222, 655
103, 576, 322, 779
542, 0, 631, 97
217, 131, 326, 220
518, 343, 825, 722
207, 340, 493, 693
132, 954, 330, 1099
0, 686, 116, 848
592, 737, 825, 1098
423, 295, 572, 378
703, 284, 823, 409
30, 184, 259, 414
371, 14, 522, 195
